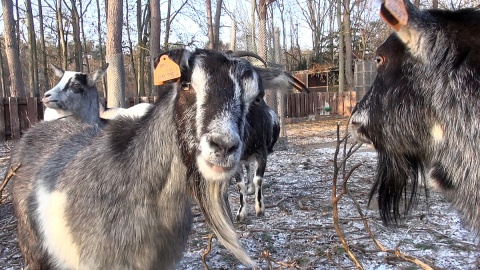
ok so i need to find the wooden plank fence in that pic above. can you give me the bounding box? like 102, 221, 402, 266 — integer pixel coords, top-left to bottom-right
285, 91, 356, 118
0, 92, 356, 141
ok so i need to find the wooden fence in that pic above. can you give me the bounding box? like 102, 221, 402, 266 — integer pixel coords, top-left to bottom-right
0, 92, 356, 141
285, 91, 356, 118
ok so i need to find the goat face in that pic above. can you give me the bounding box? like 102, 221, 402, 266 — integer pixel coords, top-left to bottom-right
43, 65, 107, 115
157, 49, 264, 182
350, 1, 480, 231
350, 34, 433, 156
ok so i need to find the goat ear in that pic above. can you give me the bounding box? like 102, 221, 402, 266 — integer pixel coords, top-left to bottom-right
253, 67, 309, 93
89, 63, 109, 86
380, 0, 429, 56
50, 64, 64, 78
154, 49, 192, 82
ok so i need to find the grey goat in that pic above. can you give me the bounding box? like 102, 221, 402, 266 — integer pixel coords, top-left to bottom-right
11, 49, 263, 269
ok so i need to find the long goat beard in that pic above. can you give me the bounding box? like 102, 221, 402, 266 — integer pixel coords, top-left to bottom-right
369, 151, 428, 224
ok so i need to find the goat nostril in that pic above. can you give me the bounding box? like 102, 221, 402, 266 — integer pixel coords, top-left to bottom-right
227, 144, 238, 154
208, 135, 239, 156
44, 93, 51, 98
209, 140, 221, 153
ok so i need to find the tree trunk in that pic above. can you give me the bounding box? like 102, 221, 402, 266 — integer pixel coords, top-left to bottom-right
142, 5, 151, 95
37, 0, 49, 94
137, 0, 145, 96
213, 0, 223, 49
0, 46, 6, 97
432, 0, 438, 8
56, 0, 68, 69
106, 0, 126, 108
163, 0, 172, 50
250, 0, 256, 52
25, 0, 39, 96
71, 0, 83, 71
96, 0, 107, 97
337, 0, 344, 93
206, 0, 214, 49
343, 0, 353, 91
307, 0, 321, 61
277, 0, 288, 68
258, 0, 267, 61
229, 20, 236, 51
79, 0, 90, 73
150, 0, 161, 76
126, 0, 138, 96
2, 0, 25, 97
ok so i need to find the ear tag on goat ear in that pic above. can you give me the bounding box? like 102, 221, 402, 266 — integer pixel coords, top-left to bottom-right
154, 55, 181, 86
381, 0, 408, 31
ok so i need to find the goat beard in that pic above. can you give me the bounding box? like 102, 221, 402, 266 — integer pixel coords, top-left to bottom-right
369, 151, 428, 225
188, 170, 254, 266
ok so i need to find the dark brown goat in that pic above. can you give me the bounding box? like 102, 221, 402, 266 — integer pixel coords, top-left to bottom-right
349, 0, 480, 234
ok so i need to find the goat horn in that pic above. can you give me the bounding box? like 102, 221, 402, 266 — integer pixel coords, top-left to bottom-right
227, 50, 268, 67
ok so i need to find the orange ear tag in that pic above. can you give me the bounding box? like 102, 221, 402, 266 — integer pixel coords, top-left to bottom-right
154, 55, 181, 85
381, 0, 408, 31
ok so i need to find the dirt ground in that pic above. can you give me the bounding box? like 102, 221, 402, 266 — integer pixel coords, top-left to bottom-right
1, 116, 479, 270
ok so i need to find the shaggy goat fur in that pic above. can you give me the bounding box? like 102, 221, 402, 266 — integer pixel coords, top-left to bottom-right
11, 49, 263, 269
349, 1, 480, 234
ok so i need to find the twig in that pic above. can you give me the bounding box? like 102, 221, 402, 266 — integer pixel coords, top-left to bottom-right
265, 197, 287, 208
332, 123, 364, 270
0, 163, 21, 200
340, 137, 435, 270
201, 234, 214, 270
261, 250, 299, 269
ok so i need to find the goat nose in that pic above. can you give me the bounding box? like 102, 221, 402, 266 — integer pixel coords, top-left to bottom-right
208, 134, 239, 156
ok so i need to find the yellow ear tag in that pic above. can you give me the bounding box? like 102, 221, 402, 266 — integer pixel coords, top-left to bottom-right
382, 0, 408, 31
154, 55, 181, 85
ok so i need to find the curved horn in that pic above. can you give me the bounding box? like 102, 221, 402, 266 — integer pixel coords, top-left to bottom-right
227, 50, 268, 67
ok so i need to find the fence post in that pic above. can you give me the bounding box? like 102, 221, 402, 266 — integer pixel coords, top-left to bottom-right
26, 97, 39, 127
9, 97, 20, 140
0, 98, 5, 142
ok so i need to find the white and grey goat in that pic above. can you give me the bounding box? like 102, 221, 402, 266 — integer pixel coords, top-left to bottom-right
44, 64, 153, 123
235, 101, 280, 221
42, 64, 107, 125
10, 49, 265, 269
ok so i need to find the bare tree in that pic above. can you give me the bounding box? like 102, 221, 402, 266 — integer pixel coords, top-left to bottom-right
70, 0, 83, 71
164, 0, 172, 50
0, 44, 7, 97
126, 0, 138, 96
56, 0, 68, 69
136, 0, 148, 96
213, 0, 223, 49
337, 0, 345, 93
2, 0, 26, 97
206, 0, 214, 49
37, 0, 49, 93
106, 0, 126, 107
343, 0, 354, 91
150, 0, 161, 74
79, 0, 91, 73
25, 0, 39, 96
258, 0, 268, 60
96, 0, 107, 96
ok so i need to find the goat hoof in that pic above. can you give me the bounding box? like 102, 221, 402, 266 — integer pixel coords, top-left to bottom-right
236, 214, 246, 222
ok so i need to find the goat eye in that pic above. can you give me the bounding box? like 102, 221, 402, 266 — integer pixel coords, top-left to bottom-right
376, 56, 385, 66
70, 83, 83, 93
254, 96, 263, 104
